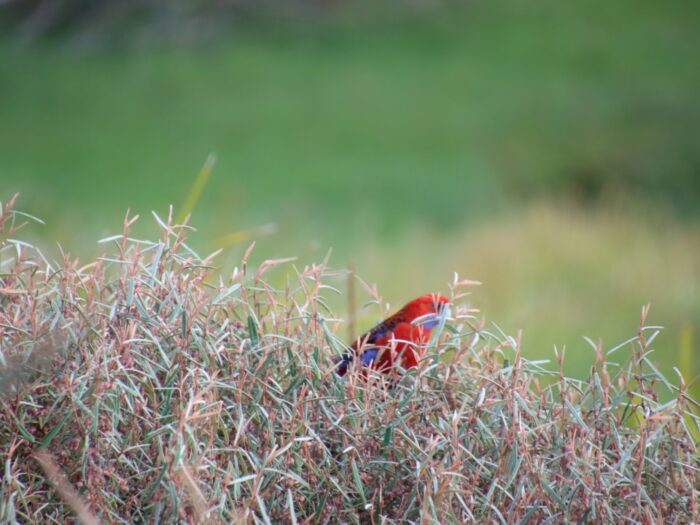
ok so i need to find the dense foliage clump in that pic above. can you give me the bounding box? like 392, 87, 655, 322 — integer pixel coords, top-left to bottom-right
0, 196, 698, 524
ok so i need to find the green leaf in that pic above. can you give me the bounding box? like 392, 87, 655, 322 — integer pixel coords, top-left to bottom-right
382, 425, 393, 448
351, 459, 367, 506
248, 315, 259, 347
39, 410, 72, 448
142, 462, 168, 506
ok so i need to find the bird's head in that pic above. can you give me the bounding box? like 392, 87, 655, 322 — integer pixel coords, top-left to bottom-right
403, 293, 451, 329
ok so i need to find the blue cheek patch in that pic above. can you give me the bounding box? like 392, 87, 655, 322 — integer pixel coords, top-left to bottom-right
359, 348, 379, 366
421, 318, 439, 330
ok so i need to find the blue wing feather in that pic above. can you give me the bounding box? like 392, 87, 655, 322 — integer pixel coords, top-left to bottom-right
358, 348, 379, 366
336, 309, 405, 376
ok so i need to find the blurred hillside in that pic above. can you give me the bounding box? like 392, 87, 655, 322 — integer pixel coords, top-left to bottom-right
2, 0, 699, 241
0, 0, 698, 383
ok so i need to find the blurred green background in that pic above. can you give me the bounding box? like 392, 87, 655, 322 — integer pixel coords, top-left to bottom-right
1, 0, 698, 388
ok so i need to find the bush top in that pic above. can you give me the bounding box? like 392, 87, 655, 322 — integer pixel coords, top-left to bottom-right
0, 199, 698, 524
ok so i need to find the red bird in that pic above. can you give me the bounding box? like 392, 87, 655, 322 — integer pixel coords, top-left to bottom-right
335, 294, 450, 376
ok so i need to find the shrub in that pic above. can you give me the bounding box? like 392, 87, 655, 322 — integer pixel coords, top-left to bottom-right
0, 195, 698, 524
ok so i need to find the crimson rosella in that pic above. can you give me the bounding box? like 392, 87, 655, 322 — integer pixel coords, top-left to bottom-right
335, 294, 450, 376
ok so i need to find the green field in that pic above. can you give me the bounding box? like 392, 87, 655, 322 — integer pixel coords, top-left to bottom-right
0, 0, 699, 385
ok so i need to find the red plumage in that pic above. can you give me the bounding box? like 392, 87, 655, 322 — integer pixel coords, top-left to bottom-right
336, 293, 450, 376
